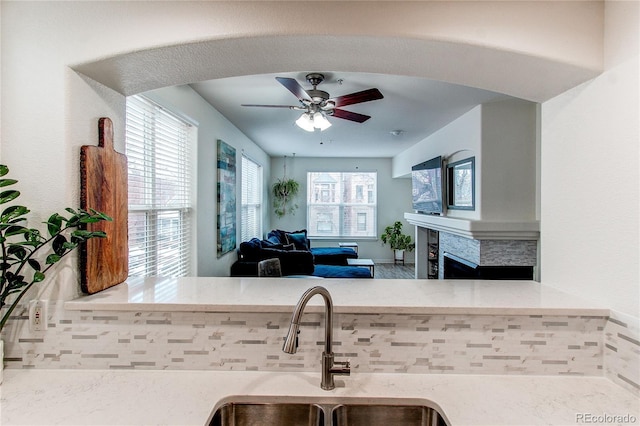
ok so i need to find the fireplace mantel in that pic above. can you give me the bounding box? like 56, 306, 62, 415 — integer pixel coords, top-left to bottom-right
404, 212, 539, 240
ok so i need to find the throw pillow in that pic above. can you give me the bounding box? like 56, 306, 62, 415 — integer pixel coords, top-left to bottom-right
266, 234, 281, 245
267, 230, 287, 245
286, 232, 309, 251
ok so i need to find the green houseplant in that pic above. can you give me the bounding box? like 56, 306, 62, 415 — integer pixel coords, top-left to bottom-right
272, 177, 300, 218
0, 165, 111, 333
380, 220, 415, 263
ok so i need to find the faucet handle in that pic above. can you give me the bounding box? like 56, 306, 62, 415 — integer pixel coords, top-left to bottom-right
331, 359, 351, 376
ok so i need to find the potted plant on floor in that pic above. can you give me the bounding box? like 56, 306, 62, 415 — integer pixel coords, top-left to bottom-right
0, 164, 111, 383
381, 221, 415, 264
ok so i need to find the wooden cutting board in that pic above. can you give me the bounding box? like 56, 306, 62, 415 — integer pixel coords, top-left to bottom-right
79, 117, 128, 294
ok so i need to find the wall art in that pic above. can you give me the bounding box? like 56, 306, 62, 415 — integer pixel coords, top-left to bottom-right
217, 139, 236, 257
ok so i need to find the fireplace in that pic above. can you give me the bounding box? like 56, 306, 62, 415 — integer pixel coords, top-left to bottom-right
443, 253, 534, 280
406, 213, 539, 280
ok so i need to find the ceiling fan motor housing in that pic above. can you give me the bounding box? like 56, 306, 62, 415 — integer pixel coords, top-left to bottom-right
307, 89, 330, 104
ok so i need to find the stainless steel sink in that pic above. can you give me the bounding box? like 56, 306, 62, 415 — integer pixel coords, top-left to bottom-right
208, 401, 324, 426
332, 403, 445, 426
207, 397, 448, 426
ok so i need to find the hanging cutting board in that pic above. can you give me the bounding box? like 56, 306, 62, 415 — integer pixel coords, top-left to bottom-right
79, 117, 128, 294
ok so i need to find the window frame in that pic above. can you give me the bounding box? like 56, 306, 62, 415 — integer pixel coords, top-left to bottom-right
241, 154, 263, 242
125, 95, 195, 277
306, 171, 378, 239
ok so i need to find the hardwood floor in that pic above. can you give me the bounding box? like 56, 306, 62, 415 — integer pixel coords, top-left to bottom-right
374, 262, 415, 279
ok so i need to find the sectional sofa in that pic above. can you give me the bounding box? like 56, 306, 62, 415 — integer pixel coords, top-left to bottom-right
230, 229, 371, 278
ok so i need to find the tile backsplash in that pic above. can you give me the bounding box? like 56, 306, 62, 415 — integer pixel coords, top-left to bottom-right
2, 302, 637, 397
604, 310, 640, 395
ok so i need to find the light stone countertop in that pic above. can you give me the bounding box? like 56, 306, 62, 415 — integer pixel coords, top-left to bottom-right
1, 369, 639, 425
5, 279, 637, 425
65, 277, 610, 316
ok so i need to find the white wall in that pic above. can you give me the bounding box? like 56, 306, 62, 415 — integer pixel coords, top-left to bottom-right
3, 0, 634, 318
143, 86, 271, 277
540, 0, 639, 317
393, 99, 537, 222
270, 156, 412, 263
393, 106, 482, 180
480, 99, 538, 221
69, 2, 603, 102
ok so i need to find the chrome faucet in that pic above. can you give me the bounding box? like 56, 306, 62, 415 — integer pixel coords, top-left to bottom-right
283, 286, 350, 390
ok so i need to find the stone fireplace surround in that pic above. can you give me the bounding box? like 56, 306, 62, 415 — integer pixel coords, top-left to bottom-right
405, 213, 539, 279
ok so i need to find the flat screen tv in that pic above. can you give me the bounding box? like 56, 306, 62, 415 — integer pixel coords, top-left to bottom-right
411, 156, 443, 215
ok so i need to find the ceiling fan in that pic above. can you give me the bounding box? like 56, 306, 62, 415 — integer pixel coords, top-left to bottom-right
241, 73, 384, 131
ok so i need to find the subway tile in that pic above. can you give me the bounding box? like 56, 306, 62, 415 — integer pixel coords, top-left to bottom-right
0, 303, 622, 384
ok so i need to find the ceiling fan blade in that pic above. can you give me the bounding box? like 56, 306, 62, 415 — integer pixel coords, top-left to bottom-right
275, 77, 312, 102
241, 104, 301, 109
332, 88, 383, 108
331, 109, 371, 123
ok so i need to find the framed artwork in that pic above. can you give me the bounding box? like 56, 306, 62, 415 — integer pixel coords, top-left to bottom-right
217, 139, 236, 257
447, 157, 475, 210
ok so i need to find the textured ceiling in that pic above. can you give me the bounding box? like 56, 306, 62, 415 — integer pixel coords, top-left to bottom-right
190, 71, 509, 158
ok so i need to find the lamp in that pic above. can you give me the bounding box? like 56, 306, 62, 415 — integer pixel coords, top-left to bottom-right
313, 112, 332, 131
295, 113, 315, 132
295, 111, 332, 132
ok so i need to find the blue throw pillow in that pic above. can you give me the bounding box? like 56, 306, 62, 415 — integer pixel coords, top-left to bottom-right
267, 230, 287, 245
266, 234, 281, 245
286, 232, 309, 251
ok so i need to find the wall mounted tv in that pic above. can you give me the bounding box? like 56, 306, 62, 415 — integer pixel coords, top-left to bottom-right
411, 156, 444, 215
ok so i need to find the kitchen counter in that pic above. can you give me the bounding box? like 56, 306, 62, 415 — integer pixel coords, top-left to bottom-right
6, 278, 634, 425
65, 277, 610, 316
2, 369, 638, 425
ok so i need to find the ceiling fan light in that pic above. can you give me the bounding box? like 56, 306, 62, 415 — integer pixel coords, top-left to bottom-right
295, 113, 315, 132
313, 112, 332, 131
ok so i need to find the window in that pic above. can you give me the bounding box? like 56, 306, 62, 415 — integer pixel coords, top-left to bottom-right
241, 155, 263, 241
307, 172, 377, 238
126, 95, 194, 277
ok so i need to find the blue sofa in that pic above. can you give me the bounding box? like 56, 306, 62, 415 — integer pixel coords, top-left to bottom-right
230, 229, 369, 278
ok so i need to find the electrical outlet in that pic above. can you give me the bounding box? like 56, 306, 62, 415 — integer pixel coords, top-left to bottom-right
29, 300, 48, 331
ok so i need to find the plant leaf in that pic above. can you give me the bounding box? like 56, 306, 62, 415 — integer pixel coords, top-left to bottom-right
0, 179, 18, 187
90, 209, 113, 221
66, 214, 80, 227
62, 242, 78, 252
52, 234, 67, 256
1, 205, 29, 223
46, 254, 61, 264
28, 258, 41, 271
79, 216, 102, 224
5, 225, 29, 237
7, 245, 27, 259
15, 240, 40, 248
46, 213, 63, 236
0, 190, 20, 204
33, 271, 45, 282
0, 165, 8, 177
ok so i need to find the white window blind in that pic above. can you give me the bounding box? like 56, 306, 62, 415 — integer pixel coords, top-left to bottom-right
126, 95, 193, 277
241, 155, 263, 241
307, 172, 377, 238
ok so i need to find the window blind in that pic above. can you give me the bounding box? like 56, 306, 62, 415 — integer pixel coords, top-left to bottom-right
126, 95, 193, 277
241, 155, 263, 241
